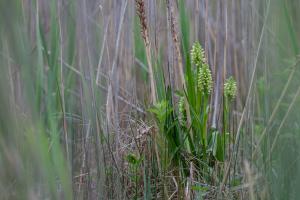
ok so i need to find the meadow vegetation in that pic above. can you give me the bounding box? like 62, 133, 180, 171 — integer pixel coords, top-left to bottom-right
0, 0, 300, 199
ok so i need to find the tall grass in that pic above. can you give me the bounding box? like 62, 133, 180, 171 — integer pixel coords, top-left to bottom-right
251, 0, 300, 199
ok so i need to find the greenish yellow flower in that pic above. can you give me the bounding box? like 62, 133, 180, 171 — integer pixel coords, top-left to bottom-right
191, 42, 205, 67
178, 96, 186, 125
224, 76, 237, 100
197, 63, 212, 95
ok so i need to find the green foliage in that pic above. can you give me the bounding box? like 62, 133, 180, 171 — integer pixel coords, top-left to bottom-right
126, 153, 143, 200
149, 100, 172, 126
150, 88, 184, 167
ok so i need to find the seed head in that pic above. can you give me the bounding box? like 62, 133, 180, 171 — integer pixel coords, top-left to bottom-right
224, 76, 237, 100
197, 63, 212, 95
135, 0, 149, 45
191, 42, 205, 67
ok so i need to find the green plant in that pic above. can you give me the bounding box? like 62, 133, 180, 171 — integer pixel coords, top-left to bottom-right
150, 41, 238, 196
218, 77, 237, 162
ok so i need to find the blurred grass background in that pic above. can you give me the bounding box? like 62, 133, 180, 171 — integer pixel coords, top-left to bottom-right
0, 0, 300, 199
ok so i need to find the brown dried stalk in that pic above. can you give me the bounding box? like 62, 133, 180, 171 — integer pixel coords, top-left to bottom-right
135, 0, 157, 103
166, 0, 185, 90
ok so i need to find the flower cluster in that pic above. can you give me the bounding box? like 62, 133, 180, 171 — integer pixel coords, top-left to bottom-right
198, 63, 212, 95
191, 42, 205, 67
224, 76, 237, 101
191, 42, 212, 95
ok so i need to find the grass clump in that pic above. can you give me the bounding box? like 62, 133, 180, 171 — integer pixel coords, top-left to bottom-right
149, 41, 237, 198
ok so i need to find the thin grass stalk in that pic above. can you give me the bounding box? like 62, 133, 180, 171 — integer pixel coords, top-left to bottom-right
58, 1, 69, 165
244, 160, 255, 200
223, 97, 228, 158
269, 84, 300, 157
200, 94, 209, 164
252, 59, 300, 159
